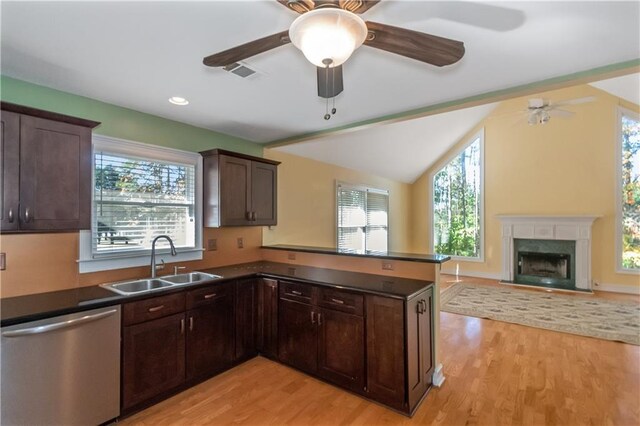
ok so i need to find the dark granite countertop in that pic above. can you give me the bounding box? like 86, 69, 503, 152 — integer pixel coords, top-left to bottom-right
262, 244, 451, 264
1, 261, 433, 327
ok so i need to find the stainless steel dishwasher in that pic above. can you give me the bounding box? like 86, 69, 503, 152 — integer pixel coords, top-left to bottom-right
1, 305, 121, 425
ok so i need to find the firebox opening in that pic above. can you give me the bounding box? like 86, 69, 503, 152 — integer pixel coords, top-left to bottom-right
518, 252, 570, 279
513, 238, 576, 290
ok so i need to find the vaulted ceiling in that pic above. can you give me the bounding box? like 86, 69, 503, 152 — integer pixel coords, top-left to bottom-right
1, 1, 638, 144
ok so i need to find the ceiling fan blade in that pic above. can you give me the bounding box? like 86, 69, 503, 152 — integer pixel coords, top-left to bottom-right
339, 0, 381, 14
317, 65, 344, 98
276, 0, 316, 14
363, 21, 465, 66
553, 96, 597, 107
203, 30, 290, 67
549, 109, 574, 118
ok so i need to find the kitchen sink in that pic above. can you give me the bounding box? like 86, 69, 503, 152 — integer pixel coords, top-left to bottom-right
101, 278, 174, 295
161, 272, 222, 285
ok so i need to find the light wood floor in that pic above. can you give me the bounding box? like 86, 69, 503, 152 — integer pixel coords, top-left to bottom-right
122, 275, 640, 426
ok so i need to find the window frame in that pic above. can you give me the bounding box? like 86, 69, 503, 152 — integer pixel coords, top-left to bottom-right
615, 106, 640, 274
335, 181, 390, 253
78, 134, 203, 273
429, 128, 485, 262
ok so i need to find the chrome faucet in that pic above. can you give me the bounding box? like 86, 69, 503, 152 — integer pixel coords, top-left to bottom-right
150, 235, 177, 278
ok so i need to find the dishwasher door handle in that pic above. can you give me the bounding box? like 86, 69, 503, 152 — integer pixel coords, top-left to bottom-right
2, 309, 119, 337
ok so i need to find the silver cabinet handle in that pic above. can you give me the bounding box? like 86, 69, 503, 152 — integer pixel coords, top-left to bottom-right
7, 208, 14, 223
2, 309, 118, 337
180, 318, 185, 334
246, 212, 252, 221
203, 293, 217, 299
148, 305, 165, 313
311, 311, 315, 324
252, 212, 257, 221
24, 207, 31, 223
291, 290, 302, 296
330, 298, 344, 305
189, 316, 194, 331
318, 313, 322, 326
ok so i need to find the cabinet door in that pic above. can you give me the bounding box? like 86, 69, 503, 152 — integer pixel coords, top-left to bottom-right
19, 115, 91, 230
420, 291, 434, 391
186, 291, 235, 381
278, 299, 317, 374
122, 313, 186, 410
235, 279, 257, 361
318, 308, 364, 392
257, 278, 279, 358
251, 161, 277, 226
366, 295, 405, 410
407, 289, 433, 410
0, 111, 20, 231
219, 155, 252, 226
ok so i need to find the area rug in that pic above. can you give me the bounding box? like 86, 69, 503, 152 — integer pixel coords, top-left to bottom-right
440, 283, 640, 345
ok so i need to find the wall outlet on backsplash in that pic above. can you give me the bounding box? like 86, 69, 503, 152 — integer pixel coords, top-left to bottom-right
0, 253, 5, 271
207, 239, 217, 251
287, 252, 296, 260
237, 237, 244, 249
382, 261, 394, 271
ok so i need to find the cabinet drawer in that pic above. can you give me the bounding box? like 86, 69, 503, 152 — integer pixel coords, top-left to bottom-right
186, 281, 234, 310
279, 280, 313, 304
123, 292, 185, 326
318, 287, 364, 316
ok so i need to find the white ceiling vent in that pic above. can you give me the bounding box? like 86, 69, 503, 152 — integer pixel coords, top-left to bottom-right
223, 62, 257, 78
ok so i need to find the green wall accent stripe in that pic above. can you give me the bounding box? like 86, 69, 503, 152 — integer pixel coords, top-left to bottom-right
0, 76, 263, 156
266, 58, 640, 147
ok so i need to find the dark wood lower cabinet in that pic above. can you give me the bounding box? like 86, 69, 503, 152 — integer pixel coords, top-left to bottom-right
317, 308, 364, 392
122, 313, 186, 411
186, 291, 235, 381
278, 299, 318, 373
257, 278, 278, 358
407, 288, 434, 410
235, 279, 257, 361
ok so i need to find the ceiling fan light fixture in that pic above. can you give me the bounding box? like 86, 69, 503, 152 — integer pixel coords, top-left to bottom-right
289, 8, 367, 68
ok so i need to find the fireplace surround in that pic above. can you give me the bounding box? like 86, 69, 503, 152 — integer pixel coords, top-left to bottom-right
498, 216, 598, 291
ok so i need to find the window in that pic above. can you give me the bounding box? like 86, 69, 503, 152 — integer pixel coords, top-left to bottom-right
337, 183, 389, 253
617, 108, 640, 272
432, 130, 483, 259
79, 135, 202, 273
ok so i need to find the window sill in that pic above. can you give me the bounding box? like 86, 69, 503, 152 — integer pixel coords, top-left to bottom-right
78, 248, 203, 274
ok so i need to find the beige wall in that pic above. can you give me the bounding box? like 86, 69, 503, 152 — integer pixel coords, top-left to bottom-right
262, 150, 413, 252
411, 84, 640, 289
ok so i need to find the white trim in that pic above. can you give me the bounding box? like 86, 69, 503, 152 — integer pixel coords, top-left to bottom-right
440, 269, 502, 281
594, 282, 640, 295
79, 134, 203, 273
432, 364, 446, 387
429, 128, 485, 261
615, 107, 640, 274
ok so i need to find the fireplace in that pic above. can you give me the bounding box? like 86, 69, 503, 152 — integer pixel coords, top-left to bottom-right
514, 238, 576, 290
498, 216, 598, 291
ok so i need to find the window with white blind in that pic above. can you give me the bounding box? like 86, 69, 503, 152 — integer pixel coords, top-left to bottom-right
337, 182, 389, 254
79, 135, 202, 273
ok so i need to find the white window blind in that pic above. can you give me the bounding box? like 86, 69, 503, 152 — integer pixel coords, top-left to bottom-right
337, 183, 389, 253
92, 150, 196, 257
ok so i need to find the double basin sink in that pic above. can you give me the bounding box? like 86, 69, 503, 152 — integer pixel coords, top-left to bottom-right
101, 272, 223, 296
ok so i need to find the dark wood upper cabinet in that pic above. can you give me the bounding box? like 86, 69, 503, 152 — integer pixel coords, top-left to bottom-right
0, 102, 99, 233
257, 278, 279, 359
0, 111, 20, 231
186, 282, 235, 381
235, 279, 258, 361
200, 149, 279, 227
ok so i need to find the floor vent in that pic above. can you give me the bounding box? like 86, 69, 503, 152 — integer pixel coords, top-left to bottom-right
223, 62, 257, 78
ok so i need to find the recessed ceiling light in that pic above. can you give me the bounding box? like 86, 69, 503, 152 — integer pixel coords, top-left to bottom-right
168, 96, 189, 106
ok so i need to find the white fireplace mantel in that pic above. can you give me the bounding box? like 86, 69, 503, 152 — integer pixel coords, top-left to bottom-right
496, 215, 599, 290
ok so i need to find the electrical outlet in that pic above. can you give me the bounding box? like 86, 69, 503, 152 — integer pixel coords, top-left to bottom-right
287, 252, 296, 260
0, 253, 5, 271
207, 239, 217, 251
382, 261, 394, 271
237, 237, 244, 249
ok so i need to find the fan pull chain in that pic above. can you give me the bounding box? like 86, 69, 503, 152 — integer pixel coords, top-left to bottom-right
331, 65, 337, 116
324, 60, 331, 120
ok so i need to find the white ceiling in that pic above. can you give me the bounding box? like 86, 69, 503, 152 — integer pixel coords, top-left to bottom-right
1, 1, 638, 143
589, 73, 640, 106
274, 102, 497, 183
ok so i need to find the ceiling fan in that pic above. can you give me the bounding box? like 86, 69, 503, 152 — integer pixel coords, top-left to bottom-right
494, 96, 597, 126
202, 0, 465, 119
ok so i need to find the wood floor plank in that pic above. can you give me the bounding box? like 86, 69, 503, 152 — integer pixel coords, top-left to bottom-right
122, 275, 640, 426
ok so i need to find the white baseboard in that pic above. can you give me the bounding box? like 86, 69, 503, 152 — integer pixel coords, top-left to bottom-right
432, 363, 445, 387
440, 269, 502, 281
593, 282, 640, 295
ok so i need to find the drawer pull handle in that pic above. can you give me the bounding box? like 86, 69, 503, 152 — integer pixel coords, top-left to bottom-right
290, 290, 302, 296
8, 208, 14, 223
203, 293, 217, 299
180, 318, 185, 334
148, 305, 165, 313
189, 316, 194, 331
330, 298, 344, 304
311, 311, 316, 324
